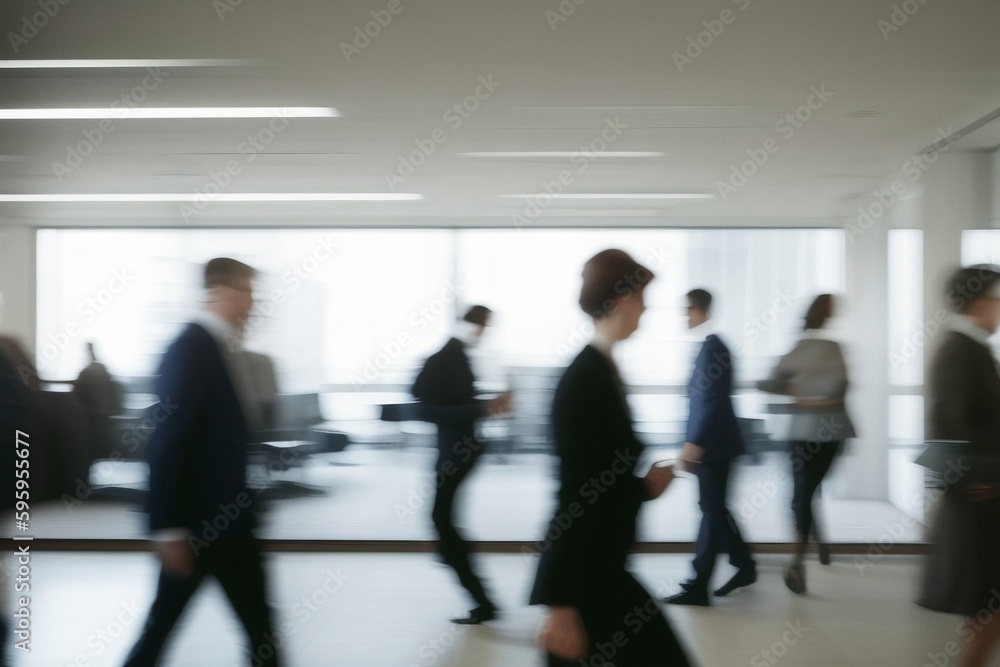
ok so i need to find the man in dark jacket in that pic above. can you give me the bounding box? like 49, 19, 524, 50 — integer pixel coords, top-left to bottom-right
412, 305, 512, 624
665, 288, 756, 606
124, 258, 281, 667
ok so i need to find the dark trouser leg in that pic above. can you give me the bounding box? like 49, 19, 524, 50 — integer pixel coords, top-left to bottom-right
790, 441, 841, 557
691, 459, 753, 591
123, 565, 206, 667
212, 536, 281, 667
431, 444, 491, 608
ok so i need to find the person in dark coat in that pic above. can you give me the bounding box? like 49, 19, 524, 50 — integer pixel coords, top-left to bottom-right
412, 305, 513, 624
664, 289, 756, 606
918, 265, 1000, 667
123, 258, 282, 667
531, 249, 693, 666
73, 341, 124, 462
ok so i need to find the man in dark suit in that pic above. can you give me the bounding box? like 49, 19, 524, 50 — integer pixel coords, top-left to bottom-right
665, 288, 756, 606
412, 305, 512, 624
124, 258, 281, 667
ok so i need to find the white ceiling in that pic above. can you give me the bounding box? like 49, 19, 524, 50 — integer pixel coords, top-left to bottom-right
1, 0, 999, 227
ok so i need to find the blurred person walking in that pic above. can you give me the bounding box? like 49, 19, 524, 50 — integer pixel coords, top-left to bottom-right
757, 294, 855, 594
412, 305, 513, 625
123, 258, 282, 667
917, 265, 1000, 667
532, 249, 693, 665
664, 289, 756, 607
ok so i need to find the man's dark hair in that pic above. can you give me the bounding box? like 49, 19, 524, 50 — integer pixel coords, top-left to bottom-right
204, 257, 256, 290
462, 305, 492, 327
686, 288, 713, 313
803, 294, 834, 331
945, 264, 1000, 314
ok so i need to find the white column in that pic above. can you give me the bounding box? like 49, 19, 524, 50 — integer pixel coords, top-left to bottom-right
0, 227, 36, 347
840, 212, 890, 500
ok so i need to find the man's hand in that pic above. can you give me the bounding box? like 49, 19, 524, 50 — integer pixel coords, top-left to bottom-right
538, 606, 589, 660
155, 539, 194, 577
644, 463, 675, 499
679, 442, 704, 472
487, 391, 514, 415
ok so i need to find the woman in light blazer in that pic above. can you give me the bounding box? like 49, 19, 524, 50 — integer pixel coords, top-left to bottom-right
757, 294, 855, 594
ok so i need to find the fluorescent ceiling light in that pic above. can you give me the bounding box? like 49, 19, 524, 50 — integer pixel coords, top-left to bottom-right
499, 193, 713, 200
457, 151, 663, 158
0, 193, 421, 202
0, 107, 340, 120
0, 59, 254, 69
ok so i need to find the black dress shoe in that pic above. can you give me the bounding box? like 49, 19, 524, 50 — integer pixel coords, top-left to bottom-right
818, 543, 831, 565
784, 561, 806, 595
451, 605, 497, 625
662, 589, 710, 607
713, 567, 757, 597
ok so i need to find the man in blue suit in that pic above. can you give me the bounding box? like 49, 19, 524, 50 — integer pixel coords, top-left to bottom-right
124, 258, 281, 667
665, 288, 756, 606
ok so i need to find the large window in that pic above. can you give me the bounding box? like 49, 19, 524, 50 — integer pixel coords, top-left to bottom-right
33, 227, 863, 543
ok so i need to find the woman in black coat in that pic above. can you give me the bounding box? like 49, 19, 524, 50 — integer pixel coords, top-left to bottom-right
530, 249, 694, 666
919, 265, 1000, 667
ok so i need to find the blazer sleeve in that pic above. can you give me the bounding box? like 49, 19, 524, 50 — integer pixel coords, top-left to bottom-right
146, 332, 210, 533
686, 340, 733, 447
757, 343, 799, 395
930, 341, 992, 449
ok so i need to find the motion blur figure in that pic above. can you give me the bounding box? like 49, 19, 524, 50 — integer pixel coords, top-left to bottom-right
664, 289, 756, 607
123, 258, 281, 667
531, 249, 693, 666
412, 305, 512, 625
73, 341, 124, 462
757, 294, 855, 594
918, 266, 1000, 667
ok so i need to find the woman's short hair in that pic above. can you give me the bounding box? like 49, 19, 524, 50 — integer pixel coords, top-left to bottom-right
945, 264, 1000, 314
803, 294, 834, 331
579, 249, 655, 317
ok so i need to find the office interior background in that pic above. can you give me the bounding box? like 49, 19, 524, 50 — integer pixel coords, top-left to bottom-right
3, 0, 1000, 664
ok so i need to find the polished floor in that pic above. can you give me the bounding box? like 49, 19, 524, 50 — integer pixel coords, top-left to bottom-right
4, 551, 994, 666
